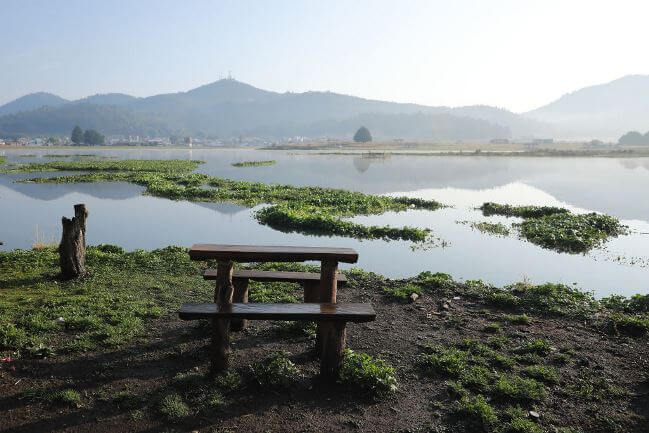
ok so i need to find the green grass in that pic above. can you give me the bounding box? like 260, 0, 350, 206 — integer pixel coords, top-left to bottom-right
454, 394, 498, 430
480, 202, 569, 218
0, 156, 6, 165
339, 349, 398, 395
9, 159, 443, 242
382, 283, 421, 302
503, 314, 531, 325
459, 220, 511, 236
0, 245, 210, 354
607, 313, 649, 337
523, 365, 559, 384
493, 374, 546, 402
231, 160, 276, 167
420, 346, 468, 377
52, 389, 82, 407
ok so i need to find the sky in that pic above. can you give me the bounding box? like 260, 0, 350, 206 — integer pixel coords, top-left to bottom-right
1, 0, 649, 112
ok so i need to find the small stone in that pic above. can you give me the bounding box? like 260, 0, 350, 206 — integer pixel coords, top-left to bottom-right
441, 303, 450, 310
193, 366, 199, 372
55, 317, 65, 323
409, 293, 419, 303
453, 296, 460, 300
529, 410, 540, 420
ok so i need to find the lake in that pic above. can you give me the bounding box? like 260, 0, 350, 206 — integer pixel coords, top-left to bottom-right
1, 148, 648, 297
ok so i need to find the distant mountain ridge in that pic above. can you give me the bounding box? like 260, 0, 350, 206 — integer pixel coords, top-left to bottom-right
0, 92, 69, 116
22, 76, 649, 140
524, 74, 649, 138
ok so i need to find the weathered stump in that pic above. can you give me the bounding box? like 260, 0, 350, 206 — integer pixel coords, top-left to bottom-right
230, 278, 249, 331
315, 260, 339, 356
211, 261, 234, 374
319, 320, 346, 379
59, 204, 88, 280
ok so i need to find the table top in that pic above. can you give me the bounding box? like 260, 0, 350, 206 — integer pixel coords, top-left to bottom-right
189, 244, 359, 263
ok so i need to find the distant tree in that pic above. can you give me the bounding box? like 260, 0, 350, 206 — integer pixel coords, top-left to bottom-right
83, 129, 105, 145
618, 130, 646, 145
71, 126, 83, 145
353, 126, 372, 143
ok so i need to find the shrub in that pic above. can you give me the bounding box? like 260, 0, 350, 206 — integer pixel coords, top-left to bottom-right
503, 314, 531, 325
517, 339, 552, 356
250, 352, 301, 389
459, 366, 493, 392
339, 349, 397, 395
607, 314, 649, 337
159, 393, 189, 420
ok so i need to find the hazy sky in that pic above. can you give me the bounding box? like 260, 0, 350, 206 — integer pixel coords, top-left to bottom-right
2, 0, 649, 112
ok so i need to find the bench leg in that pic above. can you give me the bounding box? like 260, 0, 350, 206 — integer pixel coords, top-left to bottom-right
211, 318, 231, 374
319, 320, 346, 379
315, 260, 339, 357
230, 278, 249, 332
211, 261, 234, 374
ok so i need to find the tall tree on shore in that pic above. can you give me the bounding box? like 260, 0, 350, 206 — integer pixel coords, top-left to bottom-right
353, 126, 372, 143
71, 126, 83, 145
83, 129, 105, 145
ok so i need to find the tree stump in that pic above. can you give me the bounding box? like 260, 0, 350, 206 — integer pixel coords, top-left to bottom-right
59, 204, 88, 280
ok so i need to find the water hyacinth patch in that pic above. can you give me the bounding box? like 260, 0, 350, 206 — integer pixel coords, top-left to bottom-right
231, 160, 276, 167
479, 202, 627, 253
10, 159, 444, 242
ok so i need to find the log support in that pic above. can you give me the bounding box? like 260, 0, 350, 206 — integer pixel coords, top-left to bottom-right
316, 260, 338, 356
211, 261, 234, 374
59, 204, 88, 280
319, 320, 346, 379
230, 278, 249, 331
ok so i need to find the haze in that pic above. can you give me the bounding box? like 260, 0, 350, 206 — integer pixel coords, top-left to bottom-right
2, 0, 649, 112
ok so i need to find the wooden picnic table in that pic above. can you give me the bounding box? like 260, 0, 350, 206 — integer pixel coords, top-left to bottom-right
188, 243, 359, 373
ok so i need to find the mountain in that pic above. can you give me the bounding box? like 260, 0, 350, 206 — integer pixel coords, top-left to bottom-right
77, 93, 139, 106
0, 79, 544, 140
524, 75, 649, 139
0, 92, 69, 116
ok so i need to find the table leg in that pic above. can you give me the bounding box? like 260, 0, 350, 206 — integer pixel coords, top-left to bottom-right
316, 260, 338, 356
211, 261, 234, 374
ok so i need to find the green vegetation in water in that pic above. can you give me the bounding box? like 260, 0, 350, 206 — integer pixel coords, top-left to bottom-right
42, 154, 99, 158
231, 160, 276, 167
8, 159, 443, 242
0, 156, 5, 165
458, 220, 511, 237
479, 202, 627, 253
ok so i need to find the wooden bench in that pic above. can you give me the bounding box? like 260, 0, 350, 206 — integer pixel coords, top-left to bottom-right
179, 302, 375, 378
202, 269, 348, 330
184, 244, 367, 379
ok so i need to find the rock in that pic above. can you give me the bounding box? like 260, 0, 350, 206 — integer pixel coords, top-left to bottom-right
409, 293, 420, 303
529, 410, 540, 420
452, 296, 460, 300
55, 317, 65, 324
441, 303, 450, 310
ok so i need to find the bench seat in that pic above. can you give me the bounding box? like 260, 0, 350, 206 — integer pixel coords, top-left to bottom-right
202, 269, 347, 286
179, 302, 374, 323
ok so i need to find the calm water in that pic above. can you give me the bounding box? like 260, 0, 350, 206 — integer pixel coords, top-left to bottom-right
1, 148, 648, 297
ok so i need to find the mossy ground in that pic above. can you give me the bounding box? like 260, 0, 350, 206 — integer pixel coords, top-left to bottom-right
1, 247, 648, 432
3, 159, 443, 242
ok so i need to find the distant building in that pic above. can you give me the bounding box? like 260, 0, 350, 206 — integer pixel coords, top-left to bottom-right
489, 138, 509, 144
532, 138, 554, 145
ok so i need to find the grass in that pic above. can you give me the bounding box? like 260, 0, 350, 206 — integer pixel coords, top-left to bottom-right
493, 374, 546, 402
231, 160, 276, 167
0, 245, 209, 354
338, 349, 398, 395
523, 365, 558, 384
52, 389, 82, 407
0, 156, 6, 164
503, 314, 531, 325
479, 202, 627, 253
7, 159, 443, 242
454, 394, 498, 430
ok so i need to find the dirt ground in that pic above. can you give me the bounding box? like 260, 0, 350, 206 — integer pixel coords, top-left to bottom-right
1, 278, 648, 433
